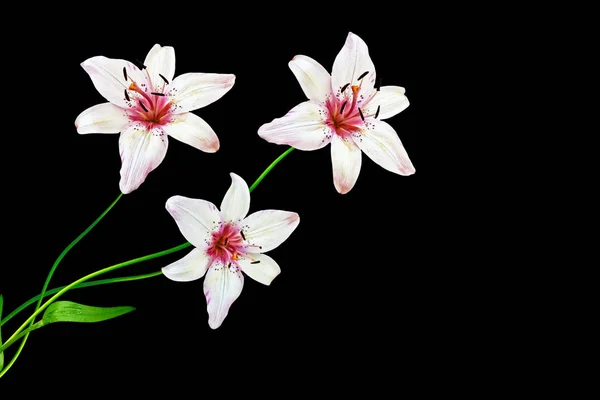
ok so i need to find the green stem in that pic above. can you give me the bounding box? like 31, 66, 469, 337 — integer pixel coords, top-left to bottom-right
249, 147, 294, 192
0, 146, 294, 377
0, 242, 191, 355
0, 321, 44, 352
1, 271, 162, 328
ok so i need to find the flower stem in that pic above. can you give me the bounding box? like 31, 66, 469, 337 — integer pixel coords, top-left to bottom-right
249, 147, 295, 192
1, 271, 162, 328
0, 146, 294, 377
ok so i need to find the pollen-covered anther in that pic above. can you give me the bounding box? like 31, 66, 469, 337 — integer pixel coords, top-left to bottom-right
375, 105, 381, 119
340, 83, 350, 93
340, 101, 347, 114
123, 67, 128, 81
139, 101, 148, 112
151, 92, 165, 96
159, 74, 169, 84
357, 71, 369, 81
240, 230, 246, 240
124, 89, 130, 101
358, 108, 365, 121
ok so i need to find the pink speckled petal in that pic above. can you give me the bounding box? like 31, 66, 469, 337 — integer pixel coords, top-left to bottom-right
331, 32, 376, 99
75, 103, 130, 134
364, 86, 409, 120
241, 210, 300, 253
257, 101, 334, 151
118, 123, 168, 194
81, 56, 149, 108
162, 248, 210, 282
288, 55, 331, 102
354, 119, 415, 176
165, 195, 221, 248
331, 134, 362, 194
162, 112, 219, 153
238, 253, 281, 286
203, 262, 244, 329
144, 44, 176, 90
168, 72, 235, 113
220, 173, 250, 223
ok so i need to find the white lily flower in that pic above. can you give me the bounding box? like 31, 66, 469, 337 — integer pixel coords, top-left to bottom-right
162, 173, 300, 329
258, 32, 414, 194
75, 44, 235, 194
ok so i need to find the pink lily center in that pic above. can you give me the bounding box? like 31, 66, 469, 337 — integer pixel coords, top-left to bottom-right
206, 222, 249, 265
325, 73, 379, 139
125, 68, 173, 126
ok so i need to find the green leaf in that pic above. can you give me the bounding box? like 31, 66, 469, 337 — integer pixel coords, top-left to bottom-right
1, 294, 4, 370
42, 301, 135, 324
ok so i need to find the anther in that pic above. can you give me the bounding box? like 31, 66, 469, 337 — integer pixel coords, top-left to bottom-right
240, 231, 246, 240
340, 83, 350, 93
123, 67, 127, 81
340, 101, 347, 114
159, 74, 169, 84
377, 78, 381, 91
151, 92, 165, 96
139, 101, 148, 112
135, 59, 147, 69
358, 108, 365, 121
228, 262, 231, 268
251, 261, 261, 264
224, 238, 229, 246
124, 89, 130, 101
357, 71, 369, 80
375, 105, 381, 119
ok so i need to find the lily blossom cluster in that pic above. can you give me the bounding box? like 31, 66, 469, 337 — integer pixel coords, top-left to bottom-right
259, 32, 414, 194
76, 44, 235, 194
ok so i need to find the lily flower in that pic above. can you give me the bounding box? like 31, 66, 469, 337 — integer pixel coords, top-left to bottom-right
75, 44, 235, 194
162, 173, 300, 329
258, 32, 414, 194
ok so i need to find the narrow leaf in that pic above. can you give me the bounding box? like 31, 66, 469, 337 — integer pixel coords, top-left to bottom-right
1, 294, 4, 370
42, 301, 135, 324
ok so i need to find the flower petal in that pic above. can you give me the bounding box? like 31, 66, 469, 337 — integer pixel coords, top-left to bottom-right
331, 32, 376, 98
204, 262, 244, 329
242, 210, 300, 253
168, 72, 235, 113
238, 253, 281, 286
118, 123, 168, 194
365, 86, 409, 120
75, 103, 130, 134
162, 248, 210, 282
331, 134, 362, 194
354, 120, 415, 176
162, 112, 219, 153
220, 173, 250, 222
165, 195, 221, 248
288, 55, 331, 102
258, 101, 334, 151
81, 56, 148, 108
144, 44, 176, 89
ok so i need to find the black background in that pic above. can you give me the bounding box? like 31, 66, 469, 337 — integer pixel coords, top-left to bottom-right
1, 15, 419, 391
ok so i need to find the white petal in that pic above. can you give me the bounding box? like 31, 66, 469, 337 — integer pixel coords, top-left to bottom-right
162, 248, 210, 282
144, 44, 176, 90
242, 210, 300, 253
81, 56, 149, 108
331, 32, 376, 98
331, 134, 362, 194
162, 112, 219, 153
169, 72, 235, 113
220, 173, 250, 222
354, 120, 415, 176
75, 103, 130, 134
118, 123, 168, 194
364, 86, 409, 120
258, 101, 334, 151
238, 253, 281, 286
165, 195, 221, 248
288, 55, 331, 102
203, 262, 244, 329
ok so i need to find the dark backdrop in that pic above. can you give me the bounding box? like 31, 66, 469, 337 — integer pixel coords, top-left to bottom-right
1, 14, 419, 391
